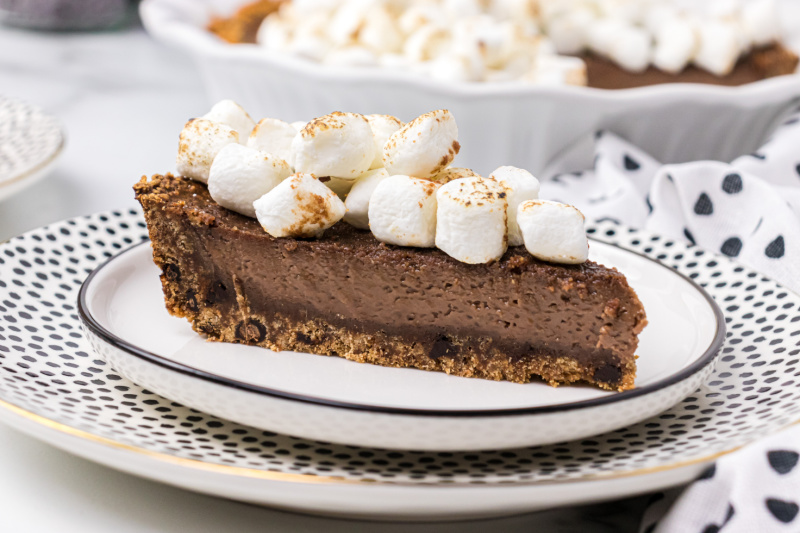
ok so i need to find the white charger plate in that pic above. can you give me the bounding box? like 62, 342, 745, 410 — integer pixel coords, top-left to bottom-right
0, 95, 64, 202
77, 237, 724, 451
1, 211, 799, 519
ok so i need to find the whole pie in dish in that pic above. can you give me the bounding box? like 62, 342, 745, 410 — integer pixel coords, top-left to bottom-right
207, 0, 799, 88
134, 104, 647, 391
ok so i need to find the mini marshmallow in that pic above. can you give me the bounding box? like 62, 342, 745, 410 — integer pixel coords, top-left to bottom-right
547, 8, 595, 55
292, 112, 375, 179
398, 4, 446, 36
256, 15, 291, 52
587, 18, 628, 57
359, 5, 403, 54
383, 109, 460, 179
433, 167, 479, 183
327, 0, 369, 46
606, 25, 651, 73
208, 143, 293, 218
319, 176, 354, 200
247, 118, 297, 166
176, 118, 239, 183
653, 17, 697, 74
742, 0, 780, 47
368, 175, 439, 247
253, 172, 346, 238
366, 114, 403, 169
451, 15, 514, 69
343, 168, 390, 229
517, 200, 588, 264
526, 54, 587, 85
693, 21, 739, 76
435, 177, 508, 264
488, 166, 540, 247
403, 25, 450, 62
202, 100, 255, 143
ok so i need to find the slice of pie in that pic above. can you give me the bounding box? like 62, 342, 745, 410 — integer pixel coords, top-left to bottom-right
134, 173, 647, 391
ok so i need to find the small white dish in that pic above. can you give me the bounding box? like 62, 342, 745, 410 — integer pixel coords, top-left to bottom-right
0, 211, 798, 519
78, 234, 724, 451
140, 0, 800, 174
0, 95, 64, 202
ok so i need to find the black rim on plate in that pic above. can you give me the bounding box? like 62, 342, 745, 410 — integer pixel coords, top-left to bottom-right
77, 238, 727, 418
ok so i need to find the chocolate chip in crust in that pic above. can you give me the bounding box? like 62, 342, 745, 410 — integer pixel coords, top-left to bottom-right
593, 363, 622, 386
162, 263, 181, 282
235, 319, 267, 343
430, 335, 459, 359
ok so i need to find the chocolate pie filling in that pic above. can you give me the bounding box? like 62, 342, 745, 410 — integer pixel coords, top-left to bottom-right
135, 174, 647, 391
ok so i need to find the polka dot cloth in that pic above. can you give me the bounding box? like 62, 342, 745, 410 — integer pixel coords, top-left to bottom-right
541, 110, 800, 295
638, 438, 800, 533
540, 111, 800, 532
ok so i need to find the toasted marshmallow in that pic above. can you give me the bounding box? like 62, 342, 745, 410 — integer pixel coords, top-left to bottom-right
253, 172, 346, 238
247, 118, 297, 166
319, 176, 354, 200
435, 177, 508, 264
742, 0, 780, 47
257, 15, 291, 52
433, 166, 479, 183
607, 25, 651, 73
366, 114, 403, 169
292, 112, 375, 179
343, 168, 391, 229
208, 144, 293, 218
291, 121, 307, 131
547, 8, 595, 55
587, 18, 627, 57
398, 4, 446, 36
328, 0, 369, 46
368, 175, 439, 247
488, 166, 540, 247
526, 55, 587, 85
359, 5, 403, 54
176, 118, 239, 183
403, 25, 450, 62
451, 15, 513, 69
383, 110, 460, 179
643, 4, 680, 35
517, 200, 588, 264
653, 17, 697, 74
694, 21, 739, 76
202, 100, 255, 143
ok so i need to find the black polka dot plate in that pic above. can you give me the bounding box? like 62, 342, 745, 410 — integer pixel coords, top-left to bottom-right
0, 211, 798, 519
0, 95, 64, 202
76, 234, 724, 451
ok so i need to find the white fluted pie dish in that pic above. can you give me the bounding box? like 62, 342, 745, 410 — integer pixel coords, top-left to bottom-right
141, 0, 800, 175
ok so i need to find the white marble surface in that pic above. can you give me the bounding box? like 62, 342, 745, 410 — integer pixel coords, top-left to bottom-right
0, 16, 652, 532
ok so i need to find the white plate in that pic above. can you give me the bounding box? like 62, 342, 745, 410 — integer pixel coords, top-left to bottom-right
78, 239, 724, 450
1, 212, 799, 519
140, 0, 800, 174
0, 95, 64, 202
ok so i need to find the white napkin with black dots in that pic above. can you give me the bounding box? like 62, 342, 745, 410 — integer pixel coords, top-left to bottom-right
541, 113, 800, 294
540, 110, 800, 532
